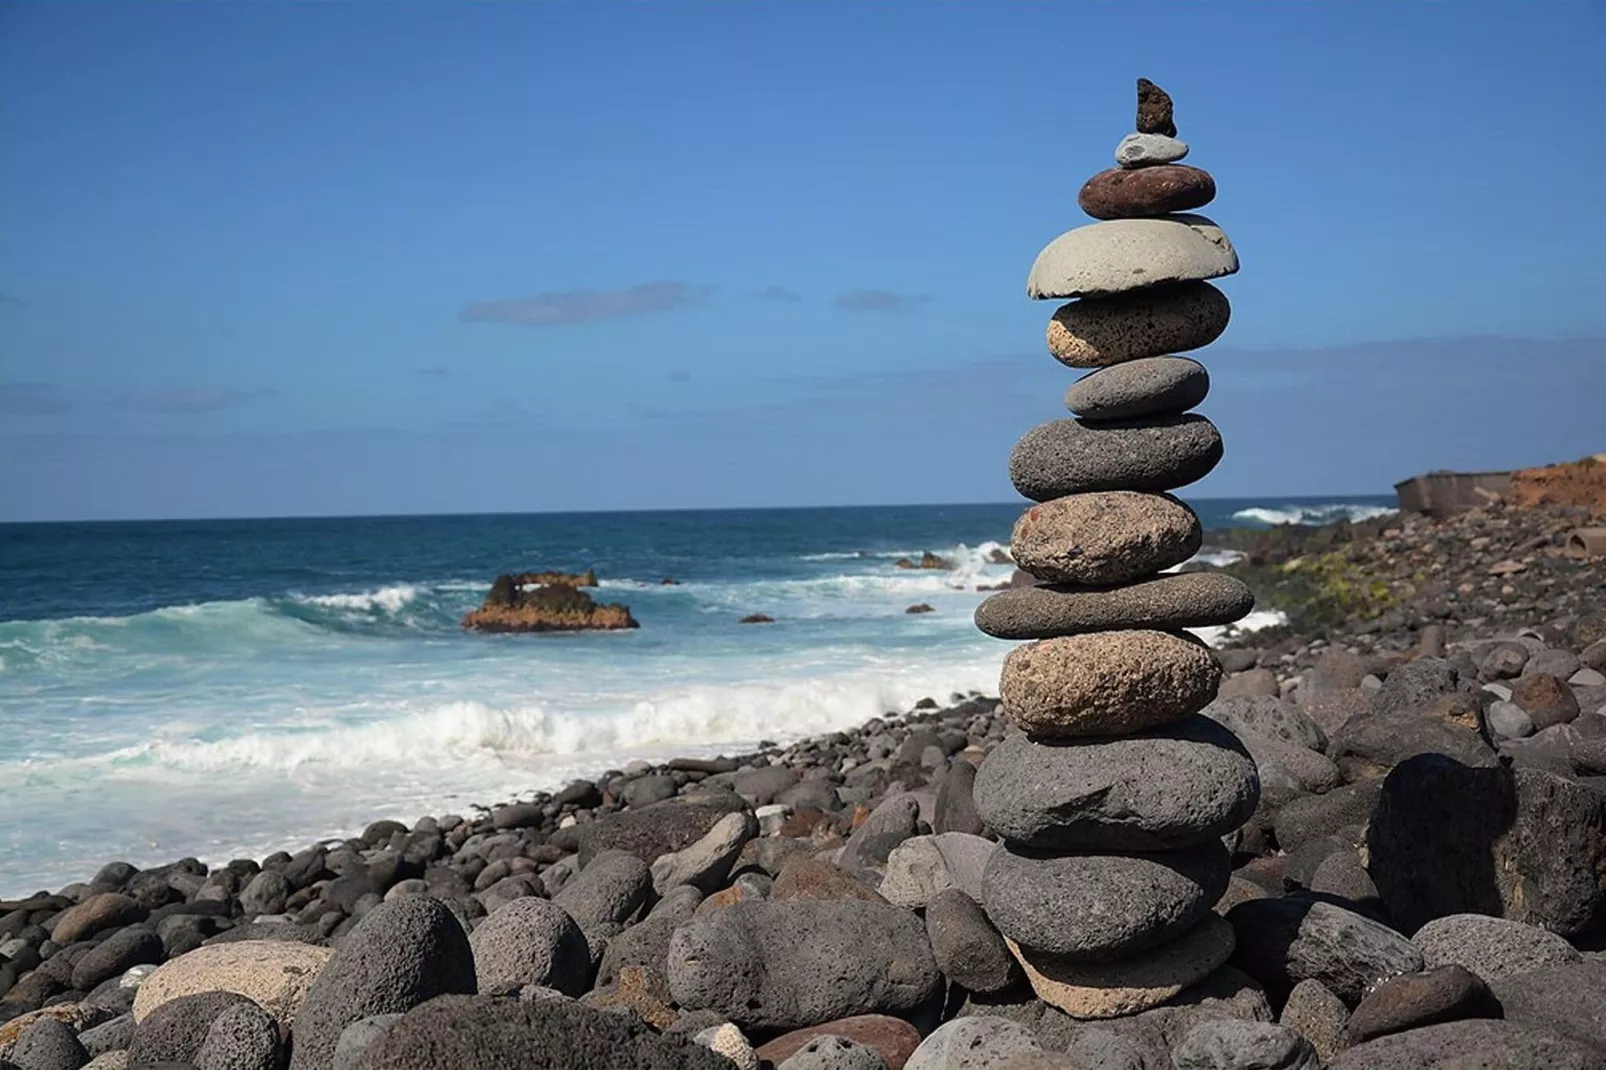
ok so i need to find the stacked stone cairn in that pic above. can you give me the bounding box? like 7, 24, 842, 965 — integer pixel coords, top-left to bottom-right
971, 79, 1262, 1020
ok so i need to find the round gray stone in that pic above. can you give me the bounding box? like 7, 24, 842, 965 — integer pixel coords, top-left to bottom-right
1226, 898, 1422, 1005
333, 1014, 404, 1070
1413, 914, 1581, 984
981, 840, 1230, 960
776, 1035, 887, 1070
1116, 132, 1189, 168
10, 1017, 90, 1070
194, 1000, 279, 1070
1172, 1020, 1319, 1070
973, 717, 1259, 852
976, 572, 1253, 640
1009, 416, 1223, 500
469, 897, 591, 996
1027, 215, 1237, 300
1326, 1019, 1605, 1070
1011, 492, 1201, 586
1047, 282, 1230, 368
925, 888, 1018, 994
1066, 357, 1209, 420
905, 1017, 1041, 1069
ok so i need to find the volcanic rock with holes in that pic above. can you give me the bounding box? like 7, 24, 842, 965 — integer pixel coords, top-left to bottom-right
972, 78, 1257, 1020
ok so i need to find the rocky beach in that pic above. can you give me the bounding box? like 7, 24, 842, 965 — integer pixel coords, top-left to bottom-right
4, 85, 1606, 1070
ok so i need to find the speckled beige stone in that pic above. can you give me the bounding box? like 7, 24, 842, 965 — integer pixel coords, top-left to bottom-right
1011, 491, 1200, 586
1000, 630, 1222, 738
132, 940, 333, 1030
1027, 215, 1238, 301
1047, 282, 1230, 368
1006, 915, 1235, 1019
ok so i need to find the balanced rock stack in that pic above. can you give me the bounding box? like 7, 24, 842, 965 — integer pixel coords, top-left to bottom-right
971, 79, 1261, 1020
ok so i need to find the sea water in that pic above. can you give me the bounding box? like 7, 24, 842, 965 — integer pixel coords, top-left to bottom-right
0, 497, 1394, 895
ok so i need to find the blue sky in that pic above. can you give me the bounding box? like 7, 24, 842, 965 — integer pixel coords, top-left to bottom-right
2, 2, 1603, 521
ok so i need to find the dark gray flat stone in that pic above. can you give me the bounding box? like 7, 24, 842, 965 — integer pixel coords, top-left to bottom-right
1009, 416, 1223, 500
1066, 357, 1209, 420
975, 571, 1253, 640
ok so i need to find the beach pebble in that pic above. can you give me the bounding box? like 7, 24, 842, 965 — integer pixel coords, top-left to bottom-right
577, 792, 749, 866
1026, 215, 1236, 300
756, 1016, 921, 1070
287, 897, 477, 1070
133, 940, 332, 1031
49, 895, 146, 947
1488, 960, 1606, 1055
925, 889, 1018, 994
1007, 915, 1235, 1020
70, 928, 162, 992
982, 841, 1229, 959
1487, 699, 1535, 738
905, 1017, 1041, 1069
973, 717, 1258, 852
128, 990, 252, 1066
878, 833, 994, 909
1226, 898, 1422, 1005
770, 859, 887, 904
1272, 780, 1382, 855
1000, 631, 1222, 738
332, 1013, 403, 1070
553, 850, 653, 929
837, 794, 922, 873
193, 1000, 279, 1070
692, 1024, 758, 1070
1511, 672, 1581, 728
667, 900, 939, 1030
651, 811, 759, 896
1412, 914, 1581, 983
238, 870, 290, 916
9, 1017, 89, 1070
469, 898, 591, 997
1047, 281, 1229, 368
1344, 965, 1498, 1044
77, 1016, 133, 1059
1171, 1020, 1319, 1070
933, 758, 985, 836
776, 1035, 888, 1070
1010, 416, 1223, 500
975, 572, 1253, 641
1065, 356, 1209, 421
355, 994, 731, 1069
1326, 1019, 1604, 1070
1079, 164, 1216, 220
1011, 492, 1201, 586
1115, 132, 1188, 168
1278, 979, 1349, 1064
1203, 695, 1326, 753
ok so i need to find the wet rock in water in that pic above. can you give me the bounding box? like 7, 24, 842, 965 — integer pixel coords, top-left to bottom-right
1326, 1019, 1606, 1069
1046, 282, 1228, 368
1226, 898, 1422, 1005
1412, 913, 1581, 983
1079, 165, 1216, 221
972, 718, 1258, 852
1170, 1020, 1319, 1070
1343, 965, 1498, 1044
666, 900, 939, 1030
461, 578, 638, 633
1009, 415, 1223, 499
1000, 631, 1221, 738
1010, 491, 1201, 586
288, 897, 476, 1070
982, 841, 1229, 960
469, 898, 591, 997
1064, 356, 1210, 421
355, 994, 731, 1069
975, 572, 1253, 641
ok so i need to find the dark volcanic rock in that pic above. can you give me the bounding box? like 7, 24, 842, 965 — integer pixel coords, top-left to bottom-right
1272, 780, 1383, 854
935, 759, 985, 836
130, 990, 253, 1065
1513, 672, 1582, 728
9, 1017, 89, 1070
469, 898, 591, 997
973, 718, 1258, 852
357, 995, 731, 1069
975, 572, 1253, 640
577, 793, 749, 867
1345, 965, 1499, 1043
1412, 913, 1581, 982
49, 894, 146, 946
1490, 960, 1606, 1056
667, 899, 940, 1030
70, 926, 162, 991
925, 889, 1018, 995
1079, 165, 1215, 221
1136, 77, 1177, 137
1009, 416, 1223, 500
1326, 1019, 1606, 1069
194, 1000, 280, 1070
1064, 356, 1210, 420
554, 851, 653, 930
1170, 1020, 1318, 1070
289, 897, 477, 1070
1328, 714, 1495, 780
1226, 897, 1423, 1005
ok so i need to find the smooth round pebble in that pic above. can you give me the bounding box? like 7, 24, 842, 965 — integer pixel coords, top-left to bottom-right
1000, 630, 1222, 738
905, 1017, 1040, 1070
1171, 1020, 1319, 1070
1011, 492, 1200, 586
1115, 132, 1188, 167
1047, 282, 1230, 367
1079, 165, 1216, 220
1009, 415, 1223, 500
975, 572, 1254, 640
1027, 215, 1237, 300
1065, 357, 1209, 420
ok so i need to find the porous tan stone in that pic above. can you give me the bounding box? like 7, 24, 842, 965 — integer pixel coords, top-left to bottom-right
132, 940, 333, 1030
1005, 915, 1235, 1019
1011, 491, 1201, 586
1000, 630, 1222, 738
1047, 281, 1230, 368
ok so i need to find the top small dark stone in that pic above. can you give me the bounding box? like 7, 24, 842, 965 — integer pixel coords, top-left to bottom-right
1137, 78, 1177, 137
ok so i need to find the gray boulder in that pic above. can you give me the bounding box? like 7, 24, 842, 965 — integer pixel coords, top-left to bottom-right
9, 1018, 89, 1070
650, 811, 758, 896
1171, 1021, 1319, 1070
973, 718, 1258, 852
838, 794, 922, 873
554, 851, 653, 929
1272, 781, 1382, 854
1490, 960, 1606, 1055
925, 889, 1017, 994
469, 897, 591, 996
129, 990, 252, 1065
1413, 913, 1581, 983
240, 870, 291, 917
71, 928, 163, 992
983, 840, 1229, 960
878, 833, 995, 910
1226, 898, 1422, 1004
667, 900, 940, 1030
288, 897, 477, 1070
1326, 1019, 1606, 1069
578, 793, 749, 866
1204, 696, 1326, 753
333, 1014, 403, 1070
905, 1017, 1040, 1069
194, 1000, 279, 1070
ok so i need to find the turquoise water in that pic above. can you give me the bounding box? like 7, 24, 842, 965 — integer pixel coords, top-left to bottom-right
0, 497, 1392, 895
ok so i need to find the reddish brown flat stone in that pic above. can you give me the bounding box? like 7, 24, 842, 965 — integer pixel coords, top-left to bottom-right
1078, 165, 1215, 221
769, 858, 888, 904
756, 1014, 923, 1069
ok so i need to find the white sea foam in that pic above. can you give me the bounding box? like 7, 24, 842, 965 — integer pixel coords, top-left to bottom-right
293, 585, 423, 614
1183, 548, 1248, 569
1232, 503, 1398, 527
1191, 608, 1289, 648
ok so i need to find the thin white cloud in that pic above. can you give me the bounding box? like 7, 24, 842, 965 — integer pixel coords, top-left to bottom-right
460, 282, 715, 326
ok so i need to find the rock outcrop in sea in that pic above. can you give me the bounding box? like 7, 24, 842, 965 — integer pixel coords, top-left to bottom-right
461, 574, 638, 633
972, 78, 1261, 1020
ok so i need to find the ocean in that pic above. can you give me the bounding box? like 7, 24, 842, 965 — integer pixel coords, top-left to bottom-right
0, 496, 1394, 896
